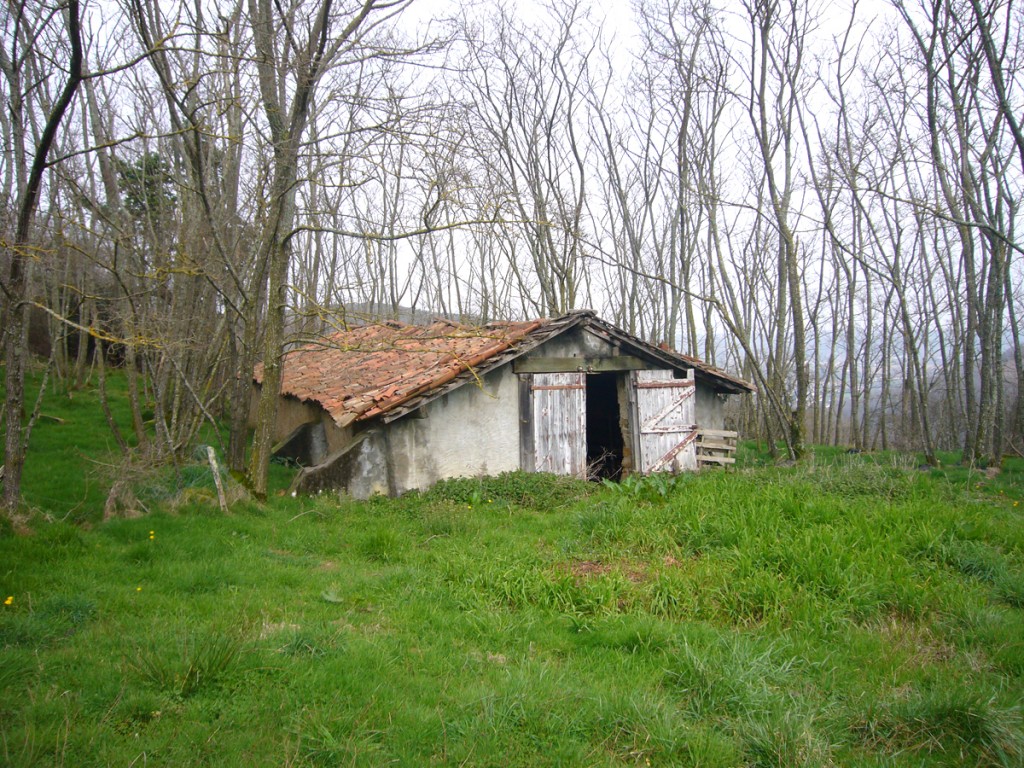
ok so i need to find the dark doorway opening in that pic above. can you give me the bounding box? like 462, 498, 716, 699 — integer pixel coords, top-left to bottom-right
586, 373, 625, 480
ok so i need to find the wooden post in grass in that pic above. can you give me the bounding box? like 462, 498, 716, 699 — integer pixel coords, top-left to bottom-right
207, 447, 229, 514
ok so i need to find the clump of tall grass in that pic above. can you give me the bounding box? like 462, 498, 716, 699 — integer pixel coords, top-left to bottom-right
919, 536, 1024, 610
929, 537, 1008, 582
662, 629, 797, 719
740, 711, 836, 768
940, 603, 1024, 676
278, 632, 322, 659
127, 627, 247, 697
852, 687, 1024, 765
290, 702, 388, 766
809, 458, 919, 501
0, 652, 34, 694
995, 573, 1024, 609
354, 526, 407, 563
26, 523, 88, 563
591, 691, 736, 765
444, 553, 622, 616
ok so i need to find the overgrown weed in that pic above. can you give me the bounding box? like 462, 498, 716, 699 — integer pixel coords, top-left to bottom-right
602, 470, 688, 501
853, 687, 1024, 765
422, 470, 594, 509
127, 626, 248, 698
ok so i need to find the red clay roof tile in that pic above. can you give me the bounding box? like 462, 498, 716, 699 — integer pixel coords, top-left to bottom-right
254, 319, 542, 426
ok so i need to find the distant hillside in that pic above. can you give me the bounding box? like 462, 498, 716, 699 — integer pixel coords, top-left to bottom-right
284, 302, 488, 344
339, 302, 484, 326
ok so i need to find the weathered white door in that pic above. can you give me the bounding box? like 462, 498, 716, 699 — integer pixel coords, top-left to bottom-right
528, 372, 586, 477
633, 369, 698, 473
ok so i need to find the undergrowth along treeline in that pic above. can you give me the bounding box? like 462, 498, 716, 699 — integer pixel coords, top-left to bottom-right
0, 365, 293, 526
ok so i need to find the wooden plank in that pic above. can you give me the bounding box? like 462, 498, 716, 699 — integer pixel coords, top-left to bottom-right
519, 375, 535, 472
636, 379, 695, 389
633, 369, 697, 472
696, 440, 736, 452
697, 429, 739, 439
646, 424, 699, 435
649, 431, 699, 472
531, 372, 586, 478
513, 355, 655, 374
697, 455, 736, 465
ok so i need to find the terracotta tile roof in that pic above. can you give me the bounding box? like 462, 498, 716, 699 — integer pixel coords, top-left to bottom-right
255, 311, 755, 427
254, 318, 543, 427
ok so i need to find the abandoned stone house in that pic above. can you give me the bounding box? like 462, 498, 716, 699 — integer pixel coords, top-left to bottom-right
252, 310, 755, 497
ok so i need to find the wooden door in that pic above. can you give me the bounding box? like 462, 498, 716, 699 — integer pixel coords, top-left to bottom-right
632, 369, 697, 473
520, 372, 586, 477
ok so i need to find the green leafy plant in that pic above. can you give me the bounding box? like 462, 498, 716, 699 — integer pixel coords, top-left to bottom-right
603, 471, 686, 501
423, 470, 593, 509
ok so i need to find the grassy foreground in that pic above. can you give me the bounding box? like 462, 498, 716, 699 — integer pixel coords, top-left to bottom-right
2, 369, 1023, 766
1, 460, 1022, 766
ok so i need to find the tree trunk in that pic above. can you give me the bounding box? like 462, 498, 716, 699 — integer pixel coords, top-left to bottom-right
2, 0, 83, 516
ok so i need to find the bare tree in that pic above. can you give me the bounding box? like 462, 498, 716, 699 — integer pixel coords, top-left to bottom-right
246, 0, 417, 497
460, 0, 596, 316
1, 0, 83, 515
896, 0, 1018, 465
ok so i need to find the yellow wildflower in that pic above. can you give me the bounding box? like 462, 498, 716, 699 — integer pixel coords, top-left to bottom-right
136, 586, 142, 592
3, 596, 12, 606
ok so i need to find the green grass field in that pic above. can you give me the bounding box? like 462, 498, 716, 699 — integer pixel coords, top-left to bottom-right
2, 369, 1023, 766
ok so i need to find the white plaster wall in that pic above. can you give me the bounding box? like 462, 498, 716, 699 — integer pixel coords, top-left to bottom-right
695, 384, 726, 430
347, 429, 392, 499
250, 385, 321, 443
384, 365, 522, 494
536, 327, 619, 359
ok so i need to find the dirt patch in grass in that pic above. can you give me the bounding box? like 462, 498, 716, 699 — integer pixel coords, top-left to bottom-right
259, 621, 301, 639
569, 560, 644, 583
873, 615, 961, 668
563, 555, 687, 584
